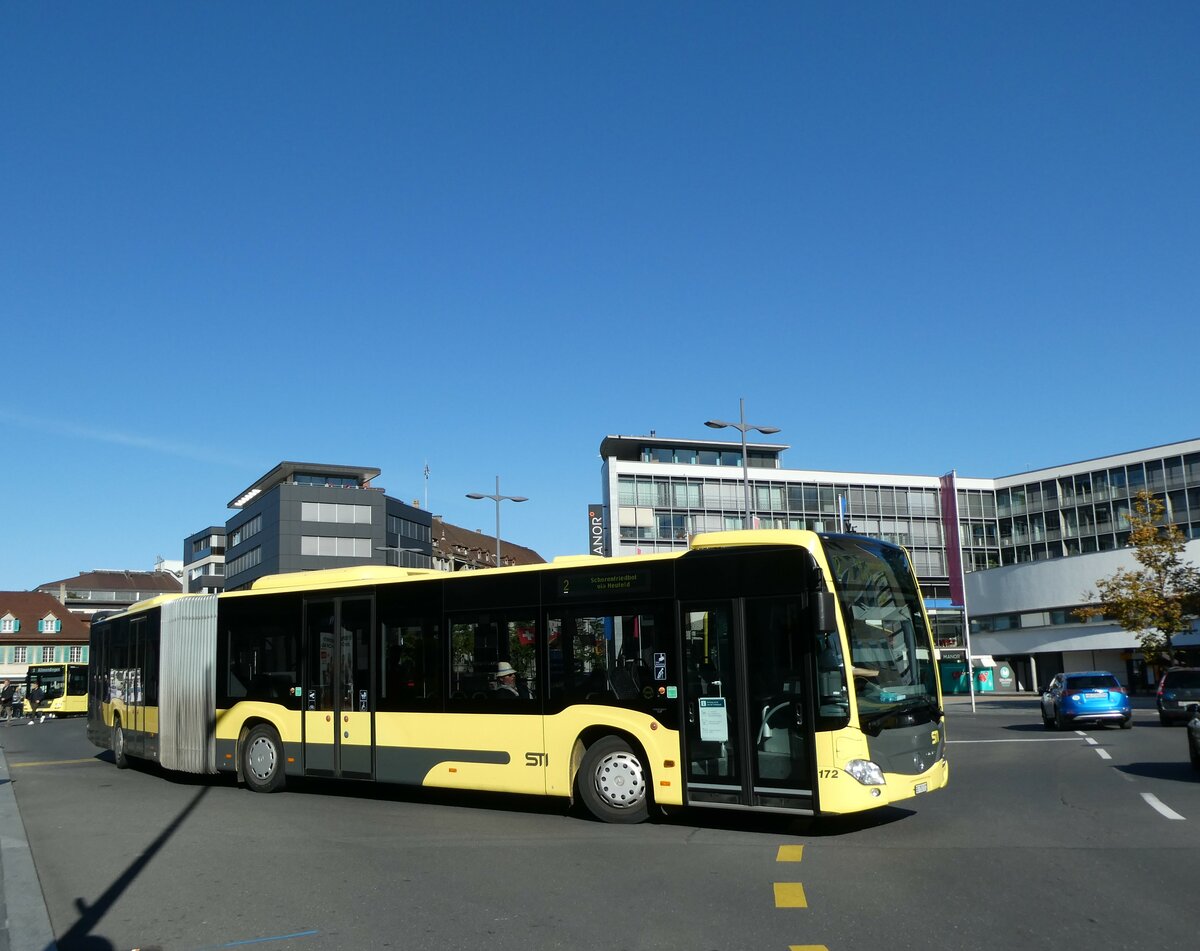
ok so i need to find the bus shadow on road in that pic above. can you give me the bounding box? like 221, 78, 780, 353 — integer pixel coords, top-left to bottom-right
1114, 761, 1199, 784
658, 804, 915, 838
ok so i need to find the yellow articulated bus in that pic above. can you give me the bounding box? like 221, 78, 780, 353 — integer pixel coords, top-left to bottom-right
26, 662, 89, 718
86, 530, 947, 822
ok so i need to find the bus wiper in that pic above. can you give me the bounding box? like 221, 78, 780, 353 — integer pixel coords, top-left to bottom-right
859, 697, 943, 736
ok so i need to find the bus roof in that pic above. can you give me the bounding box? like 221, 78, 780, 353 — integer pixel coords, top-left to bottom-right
103, 529, 830, 610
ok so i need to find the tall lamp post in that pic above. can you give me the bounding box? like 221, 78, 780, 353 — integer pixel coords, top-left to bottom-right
466, 476, 528, 567
705, 398, 781, 530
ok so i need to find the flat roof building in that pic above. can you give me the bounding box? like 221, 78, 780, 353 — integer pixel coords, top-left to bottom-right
220, 462, 433, 591
188, 461, 545, 594
599, 434, 1200, 693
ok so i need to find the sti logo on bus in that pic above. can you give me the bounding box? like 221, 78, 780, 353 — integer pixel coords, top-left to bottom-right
588, 504, 604, 556
525, 752, 548, 767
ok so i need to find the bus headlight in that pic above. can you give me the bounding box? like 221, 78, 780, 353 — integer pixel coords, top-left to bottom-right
844, 759, 886, 786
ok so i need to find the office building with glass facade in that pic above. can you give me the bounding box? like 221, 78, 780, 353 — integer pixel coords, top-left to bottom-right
598, 435, 1200, 693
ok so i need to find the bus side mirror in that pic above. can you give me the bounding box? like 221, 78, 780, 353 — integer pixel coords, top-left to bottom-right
814, 591, 837, 633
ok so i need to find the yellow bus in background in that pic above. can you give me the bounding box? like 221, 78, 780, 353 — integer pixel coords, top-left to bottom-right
87, 530, 947, 822
26, 662, 89, 718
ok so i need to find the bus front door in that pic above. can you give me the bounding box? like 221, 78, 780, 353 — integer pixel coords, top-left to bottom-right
303, 597, 374, 780
743, 598, 814, 811
682, 599, 815, 813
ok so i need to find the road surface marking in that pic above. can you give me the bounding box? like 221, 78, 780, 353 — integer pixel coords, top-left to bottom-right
8, 758, 102, 768
1085, 737, 1098, 746
194, 929, 319, 949
789, 946, 829, 951
947, 738, 1084, 744
774, 883, 808, 907
1095, 748, 1112, 760
1141, 792, 1186, 821
777, 845, 804, 862
1075, 730, 1087, 736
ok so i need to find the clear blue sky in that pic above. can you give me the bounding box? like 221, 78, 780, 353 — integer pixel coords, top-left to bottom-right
2, 3, 1198, 590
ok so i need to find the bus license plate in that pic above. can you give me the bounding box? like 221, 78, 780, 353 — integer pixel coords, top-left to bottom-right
914, 782, 928, 794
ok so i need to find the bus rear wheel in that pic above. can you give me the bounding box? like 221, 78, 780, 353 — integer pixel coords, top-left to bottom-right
241, 724, 286, 793
112, 719, 129, 769
578, 736, 649, 824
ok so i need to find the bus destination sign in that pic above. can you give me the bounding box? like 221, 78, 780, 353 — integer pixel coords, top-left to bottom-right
559, 568, 653, 598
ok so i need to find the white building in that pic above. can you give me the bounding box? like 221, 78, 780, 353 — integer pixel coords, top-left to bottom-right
599, 434, 1200, 692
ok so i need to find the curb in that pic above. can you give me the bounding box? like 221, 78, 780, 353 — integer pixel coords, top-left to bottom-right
0, 747, 58, 951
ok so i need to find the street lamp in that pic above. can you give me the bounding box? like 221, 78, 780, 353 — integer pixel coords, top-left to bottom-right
705, 398, 781, 530
375, 546, 428, 568
466, 475, 528, 567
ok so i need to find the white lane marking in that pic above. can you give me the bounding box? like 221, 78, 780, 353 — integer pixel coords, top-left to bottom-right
1095, 748, 1112, 760
1075, 730, 1088, 736
947, 738, 1086, 744
1085, 737, 1098, 746
1141, 792, 1186, 821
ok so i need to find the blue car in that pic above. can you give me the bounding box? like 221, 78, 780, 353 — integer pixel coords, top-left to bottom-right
1041, 671, 1132, 730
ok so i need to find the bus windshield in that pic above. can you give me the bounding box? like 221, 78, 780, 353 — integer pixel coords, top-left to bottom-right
27, 664, 66, 700
822, 537, 939, 726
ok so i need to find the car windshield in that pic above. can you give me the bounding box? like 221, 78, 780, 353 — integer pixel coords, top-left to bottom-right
822, 536, 938, 723
1064, 675, 1120, 690
1165, 670, 1200, 689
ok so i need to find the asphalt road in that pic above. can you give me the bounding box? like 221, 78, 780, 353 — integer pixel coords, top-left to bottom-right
3, 700, 1199, 951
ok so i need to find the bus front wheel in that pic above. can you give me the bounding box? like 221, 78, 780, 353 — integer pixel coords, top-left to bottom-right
112, 719, 129, 769
578, 736, 649, 824
241, 724, 286, 793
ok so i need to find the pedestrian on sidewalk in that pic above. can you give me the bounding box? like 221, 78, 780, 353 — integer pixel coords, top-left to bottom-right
0, 679, 14, 723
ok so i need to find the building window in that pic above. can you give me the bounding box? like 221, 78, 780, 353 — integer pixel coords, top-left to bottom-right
0, 614, 16, 634
301, 502, 372, 524
226, 546, 263, 577
387, 514, 431, 542
294, 473, 358, 487
70, 646, 83, 662
15, 647, 26, 663
42, 646, 54, 662
301, 536, 372, 557
38, 616, 61, 634
229, 514, 263, 547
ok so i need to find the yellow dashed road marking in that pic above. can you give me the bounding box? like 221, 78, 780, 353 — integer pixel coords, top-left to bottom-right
777, 845, 805, 862
8, 758, 102, 769
774, 882, 808, 907
789, 945, 829, 951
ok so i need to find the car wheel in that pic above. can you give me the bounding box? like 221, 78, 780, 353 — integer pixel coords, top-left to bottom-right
1041, 709, 1054, 730
241, 724, 286, 793
1054, 707, 1068, 731
1159, 713, 1169, 726
1190, 744, 1200, 771
577, 735, 649, 824
1120, 717, 1132, 729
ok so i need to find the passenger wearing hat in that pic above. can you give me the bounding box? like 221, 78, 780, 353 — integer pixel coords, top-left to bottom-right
493, 662, 522, 699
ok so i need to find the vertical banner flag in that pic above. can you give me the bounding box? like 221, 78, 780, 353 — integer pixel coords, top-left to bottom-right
588, 504, 605, 556
939, 472, 966, 607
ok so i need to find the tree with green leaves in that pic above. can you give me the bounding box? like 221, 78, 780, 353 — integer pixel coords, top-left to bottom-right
1076, 490, 1200, 667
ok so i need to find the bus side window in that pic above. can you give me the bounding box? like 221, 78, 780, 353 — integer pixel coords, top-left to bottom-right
447, 613, 537, 706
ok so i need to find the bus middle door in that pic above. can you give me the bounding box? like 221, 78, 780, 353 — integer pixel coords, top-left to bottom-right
303, 597, 375, 780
